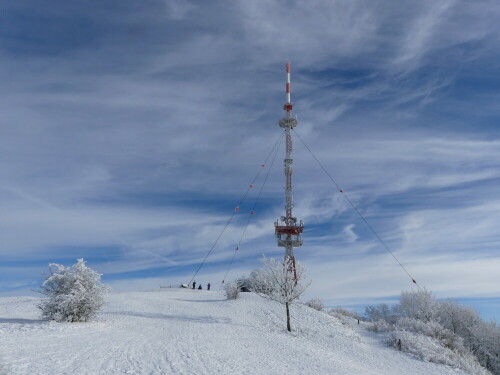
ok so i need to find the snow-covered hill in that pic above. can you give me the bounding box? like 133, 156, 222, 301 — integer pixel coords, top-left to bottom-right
0, 289, 471, 375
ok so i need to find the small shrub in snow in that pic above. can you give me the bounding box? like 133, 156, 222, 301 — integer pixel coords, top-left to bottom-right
235, 276, 253, 292
305, 298, 324, 311
223, 281, 240, 300
38, 259, 108, 322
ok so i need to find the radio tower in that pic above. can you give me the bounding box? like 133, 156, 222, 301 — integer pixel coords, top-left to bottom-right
275, 62, 304, 279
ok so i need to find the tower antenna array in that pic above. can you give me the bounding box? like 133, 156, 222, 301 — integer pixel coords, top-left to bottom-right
275, 62, 304, 279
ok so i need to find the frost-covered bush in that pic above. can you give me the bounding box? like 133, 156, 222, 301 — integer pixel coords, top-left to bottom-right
305, 298, 325, 311
366, 320, 392, 333
38, 259, 108, 322
388, 330, 490, 375
365, 290, 500, 374
330, 307, 361, 320
328, 307, 361, 326
396, 317, 467, 354
235, 276, 253, 292
398, 292, 500, 374
330, 311, 350, 326
366, 292, 465, 333
223, 281, 240, 300
247, 268, 272, 294
366, 289, 439, 324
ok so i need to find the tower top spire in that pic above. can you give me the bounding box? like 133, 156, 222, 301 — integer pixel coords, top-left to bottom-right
284, 62, 293, 113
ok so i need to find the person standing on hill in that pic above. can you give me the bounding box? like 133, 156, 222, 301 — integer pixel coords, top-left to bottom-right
207, 283, 211, 291
192, 281, 196, 289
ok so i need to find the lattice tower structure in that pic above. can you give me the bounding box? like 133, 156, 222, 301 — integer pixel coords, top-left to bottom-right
274, 62, 304, 279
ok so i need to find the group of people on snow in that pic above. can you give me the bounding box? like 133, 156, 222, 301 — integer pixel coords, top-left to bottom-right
191, 281, 210, 290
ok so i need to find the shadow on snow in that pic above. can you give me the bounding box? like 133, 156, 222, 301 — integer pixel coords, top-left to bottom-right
106, 311, 233, 325
0, 318, 43, 324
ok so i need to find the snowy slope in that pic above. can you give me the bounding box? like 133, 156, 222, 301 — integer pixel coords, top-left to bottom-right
0, 289, 470, 375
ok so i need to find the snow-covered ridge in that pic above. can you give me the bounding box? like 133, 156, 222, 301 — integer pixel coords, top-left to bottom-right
0, 290, 470, 375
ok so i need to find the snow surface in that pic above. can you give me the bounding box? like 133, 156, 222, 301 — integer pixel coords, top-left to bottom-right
0, 289, 471, 375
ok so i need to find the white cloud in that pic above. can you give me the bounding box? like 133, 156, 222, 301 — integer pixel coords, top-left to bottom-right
394, 0, 456, 70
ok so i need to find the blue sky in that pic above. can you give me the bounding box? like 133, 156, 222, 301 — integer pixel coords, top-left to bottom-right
1, 0, 500, 320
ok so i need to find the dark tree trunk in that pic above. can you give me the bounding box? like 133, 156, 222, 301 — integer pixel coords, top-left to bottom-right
286, 302, 291, 332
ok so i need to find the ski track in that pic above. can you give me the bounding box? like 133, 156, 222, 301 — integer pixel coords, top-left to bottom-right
0, 290, 471, 375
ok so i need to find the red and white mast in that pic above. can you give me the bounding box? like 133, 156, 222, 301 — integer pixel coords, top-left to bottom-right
275, 62, 303, 279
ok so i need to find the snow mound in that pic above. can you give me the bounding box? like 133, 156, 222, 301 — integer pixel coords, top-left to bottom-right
0, 290, 471, 375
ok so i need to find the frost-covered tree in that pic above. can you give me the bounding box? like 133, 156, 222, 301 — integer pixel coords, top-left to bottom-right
399, 288, 439, 323
468, 320, 500, 374
364, 303, 399, 324
38, 259, 108, 322
436, 302, 500, 373
251, 256, 309, 332
438, 300, 481, 339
